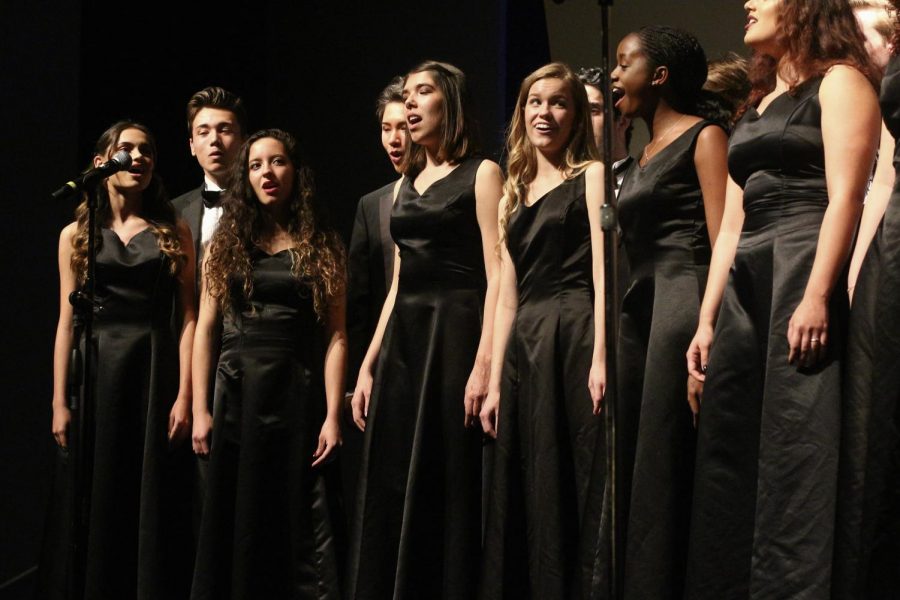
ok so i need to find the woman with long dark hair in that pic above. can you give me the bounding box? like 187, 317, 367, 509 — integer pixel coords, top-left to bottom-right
684, 1, 880, 597
190, 129, 347, 598
834, 1, 900, 597
347, 60, 504, 599
42, 121, 196, 598
478, 62, 606, 599
610, 25, 728, 598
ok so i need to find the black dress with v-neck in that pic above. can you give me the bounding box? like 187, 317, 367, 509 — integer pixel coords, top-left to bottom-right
191, 248, 343, 599
615, 120, 717, 599
348, 158, 486, 600
480, 172, 607, 599
686, 77, 845, 599
37, 227, 194, 600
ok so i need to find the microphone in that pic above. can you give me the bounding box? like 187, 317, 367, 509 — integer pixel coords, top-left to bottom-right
51, 150, 133, 200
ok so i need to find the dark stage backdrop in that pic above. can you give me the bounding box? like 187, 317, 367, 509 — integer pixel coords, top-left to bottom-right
0, 1, 550, 596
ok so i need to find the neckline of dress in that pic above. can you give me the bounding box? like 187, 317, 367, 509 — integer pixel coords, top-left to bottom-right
637, 120, 708, 171
104, 226, 152, 248
523, 174, 575, 208
750, 76, 822, 119
409, 160, 467, 197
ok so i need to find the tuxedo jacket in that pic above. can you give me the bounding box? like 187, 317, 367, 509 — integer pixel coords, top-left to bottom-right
172, 185, 205, 291
347, 180, 395, 378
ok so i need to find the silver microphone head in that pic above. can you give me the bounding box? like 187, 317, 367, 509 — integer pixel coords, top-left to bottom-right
111, 149, 133, 170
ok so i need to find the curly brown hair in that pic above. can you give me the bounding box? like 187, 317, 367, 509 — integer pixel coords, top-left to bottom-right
890, 0, 900, 50
204, 129, 345, 319
746, 0, 880, 110
70, 121, 184, 284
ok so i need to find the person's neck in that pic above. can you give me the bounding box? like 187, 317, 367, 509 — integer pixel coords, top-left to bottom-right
647, 102, 684, 139
534, 148, 565, 180
107, 189, 143, 225
423, 145, 448, 171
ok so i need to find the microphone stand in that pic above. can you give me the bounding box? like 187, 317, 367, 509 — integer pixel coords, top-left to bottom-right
597, 1, 620, 598
65, 183, 102, 600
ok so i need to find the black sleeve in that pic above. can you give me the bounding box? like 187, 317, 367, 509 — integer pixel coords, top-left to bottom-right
346, 197, 372, 383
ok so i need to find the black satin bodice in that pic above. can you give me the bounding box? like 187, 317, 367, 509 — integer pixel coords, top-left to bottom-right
224, 249, 318, 358
94, 228, 175, 326
617, 120, 715, 274
506, 173, 592, 305
391, 158, 486, 292
728, 77, 827, 227
882, 56, 900, 160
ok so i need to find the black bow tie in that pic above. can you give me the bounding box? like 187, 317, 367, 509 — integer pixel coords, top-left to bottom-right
201, 188, 222, 209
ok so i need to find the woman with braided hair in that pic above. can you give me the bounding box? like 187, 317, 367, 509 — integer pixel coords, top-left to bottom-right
609, 25, 728, 599
684, 0, 880, 597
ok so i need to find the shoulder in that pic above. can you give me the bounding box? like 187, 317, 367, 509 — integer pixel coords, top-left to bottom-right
172, 185, 202, 211
475, 158, 503, 183
819, 65, 879, 112
174, 217, 193, 239
360, 180, 397, 206
822, 64, 871, 85
583, 160, 604, 179
694, 123, 729, 154
60, 221, 78, 243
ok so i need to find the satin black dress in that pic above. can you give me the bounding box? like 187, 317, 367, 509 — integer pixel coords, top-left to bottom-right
615, 121, 715, 599
833, 56, 900, 599
37, 228, 193, 600
686, 78, 845, 599
191, 249, 342, 600
348, 158, 486, 600
480, 173, 606, 600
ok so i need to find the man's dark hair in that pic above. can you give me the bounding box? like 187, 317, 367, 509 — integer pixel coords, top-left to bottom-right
186, 86, 247, 137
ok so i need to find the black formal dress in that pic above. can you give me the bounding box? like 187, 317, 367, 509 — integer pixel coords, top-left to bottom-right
615, 121, 715, 600
348, 158, 486, 600
833, 56, 900, 599
191, 249, 343, 600
480, 173, 606, 600
37, 228, 193, 600
686, 77, 845, 599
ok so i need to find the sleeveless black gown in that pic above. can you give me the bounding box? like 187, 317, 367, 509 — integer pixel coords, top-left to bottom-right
480, 173, 606, 600
191, 249, 342, 600
37, 228, 194, 600
686, 77, 846, 599
348, 158, 486, 600
615, 120, 715, 599
833, 55, 900, 599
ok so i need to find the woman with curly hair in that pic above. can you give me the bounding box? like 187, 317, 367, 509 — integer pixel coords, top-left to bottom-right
347, 60, 504, 599
42, 121, 196, 599
609, 25, 728, 599
834, 1, 900, 597
190, 129, 347, 599
477, 62, 606, 599
684, 0, 880, 597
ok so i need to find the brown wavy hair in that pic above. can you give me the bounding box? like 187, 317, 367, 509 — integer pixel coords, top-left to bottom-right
745, 0, 880, 111
401, 60, 481, 177
70, 121, 184, 284
500, 63, 599, 246
204, 129, 345, 319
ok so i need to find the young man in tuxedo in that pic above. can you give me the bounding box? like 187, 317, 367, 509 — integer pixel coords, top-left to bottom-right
172, 86, 246, 539
342, 77, 407, 515
173, 86, 247, 277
